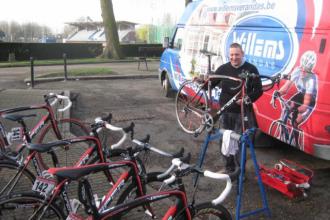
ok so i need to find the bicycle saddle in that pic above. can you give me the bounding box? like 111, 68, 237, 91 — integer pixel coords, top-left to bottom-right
27, 140, 71, 153
48, 163, 112, 181
2, 113, 36, 122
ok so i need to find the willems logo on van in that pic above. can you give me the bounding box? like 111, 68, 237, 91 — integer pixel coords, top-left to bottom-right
225, 15, 293, 76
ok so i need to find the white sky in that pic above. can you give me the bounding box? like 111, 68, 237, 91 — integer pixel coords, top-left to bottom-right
0, 0, 185, 33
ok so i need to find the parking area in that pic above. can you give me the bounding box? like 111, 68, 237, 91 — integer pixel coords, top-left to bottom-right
1, 62, 330, 219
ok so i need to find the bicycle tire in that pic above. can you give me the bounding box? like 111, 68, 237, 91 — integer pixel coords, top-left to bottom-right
190, 202, 232, 220
0, 136, 6, 152
0, 160, 35, 197
175, 80, 208, 134
0, 192, 65, 220
36, 118, 91, 168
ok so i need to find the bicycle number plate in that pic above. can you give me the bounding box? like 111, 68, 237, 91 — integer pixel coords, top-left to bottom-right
32, 176, 56, 195
8, 127, 23, 142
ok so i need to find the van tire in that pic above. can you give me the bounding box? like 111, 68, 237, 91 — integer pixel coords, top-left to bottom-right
162, 73, 173, 97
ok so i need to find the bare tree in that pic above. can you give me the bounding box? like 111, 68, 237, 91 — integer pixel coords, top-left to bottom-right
0, 21, 8, 41
185, 0, 192, 6
100, 0, 123, 59
9, 21, 22, 42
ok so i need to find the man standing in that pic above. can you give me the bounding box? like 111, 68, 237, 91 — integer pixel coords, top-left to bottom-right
214, 43, 263, 173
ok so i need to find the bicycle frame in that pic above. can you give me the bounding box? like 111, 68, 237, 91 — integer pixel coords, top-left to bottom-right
102, 190, 191, 219
0, 103, 64, 151
0, 135, 113, 197
43, 161, 147, 218
54, 157, 232, 220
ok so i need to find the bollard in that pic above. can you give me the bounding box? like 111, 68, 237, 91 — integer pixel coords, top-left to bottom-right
30, 57, 34, 88
63, 53, 68, 81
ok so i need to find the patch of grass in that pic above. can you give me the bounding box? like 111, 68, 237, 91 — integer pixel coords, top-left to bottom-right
39, 67, 115, 78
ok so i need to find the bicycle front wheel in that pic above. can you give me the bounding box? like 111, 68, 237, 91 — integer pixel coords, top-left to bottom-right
192, 202, 232, 220
175, 80, 208, 134
0, 192, 65, 220
0, 160, 35, 197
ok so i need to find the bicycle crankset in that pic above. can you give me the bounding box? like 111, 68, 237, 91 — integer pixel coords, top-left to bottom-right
203, 113, 214, 132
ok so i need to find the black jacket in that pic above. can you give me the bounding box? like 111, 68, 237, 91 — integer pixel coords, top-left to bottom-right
213, 61, 263, 113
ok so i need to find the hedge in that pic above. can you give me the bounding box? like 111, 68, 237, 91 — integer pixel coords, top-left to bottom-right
0, 42, 163, 61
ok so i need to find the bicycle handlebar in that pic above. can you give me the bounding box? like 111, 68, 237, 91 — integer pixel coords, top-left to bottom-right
132, 137, 184, 158
46, 93, 72, 112
105, 122, 134, 149
157, 153, 191, 179
162, 157, 232, 205
94, 117, 135, 149
204, 170, 232, 205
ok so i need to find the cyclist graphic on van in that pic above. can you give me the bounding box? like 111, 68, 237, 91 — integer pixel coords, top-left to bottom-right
269, 50, 318, 148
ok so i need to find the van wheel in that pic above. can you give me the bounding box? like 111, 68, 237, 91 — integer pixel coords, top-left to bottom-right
254, 129, 275, 148
162, 74, 173, 97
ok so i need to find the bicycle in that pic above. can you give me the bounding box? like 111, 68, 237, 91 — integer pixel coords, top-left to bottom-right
0, 93, 90, 164
0, 155, 233, 220
0, 114, 126, 197
175, 71, 280, 135
269, 91, 304, 148
0, 115, 184, 218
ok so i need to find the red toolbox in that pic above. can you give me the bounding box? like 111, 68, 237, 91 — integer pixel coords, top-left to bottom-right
259, 159, 313, 198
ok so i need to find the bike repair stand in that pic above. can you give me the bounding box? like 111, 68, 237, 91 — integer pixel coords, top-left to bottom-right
236, 128, 271, 220
193, 128, 271, 219
193, 128, 222, 187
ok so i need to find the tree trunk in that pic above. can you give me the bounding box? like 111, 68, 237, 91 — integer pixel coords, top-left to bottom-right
185, 0, 192, 6
100, 0, 123, 59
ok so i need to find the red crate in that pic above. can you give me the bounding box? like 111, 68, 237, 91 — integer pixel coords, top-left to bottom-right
259, 159, 313, 198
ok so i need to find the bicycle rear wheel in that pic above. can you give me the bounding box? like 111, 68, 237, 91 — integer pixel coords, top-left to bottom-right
175, 80, 208, 134
191, 202, 232, 220
0, 192, 65, 220
37, 118, 90, 168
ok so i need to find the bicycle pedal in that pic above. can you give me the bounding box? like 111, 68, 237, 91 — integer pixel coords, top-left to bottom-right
144, 209, 156, 218
70, 198, 82, 213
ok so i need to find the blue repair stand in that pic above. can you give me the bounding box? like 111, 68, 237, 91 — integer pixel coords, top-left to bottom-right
194, 128, 271, 219
236, 129, 271, 220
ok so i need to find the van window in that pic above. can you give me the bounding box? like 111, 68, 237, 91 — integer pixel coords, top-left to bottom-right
203, 35, 210, 51
173, 28, 184, 50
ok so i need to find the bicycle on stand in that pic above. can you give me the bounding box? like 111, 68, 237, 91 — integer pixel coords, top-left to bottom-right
175, 65, 280, 136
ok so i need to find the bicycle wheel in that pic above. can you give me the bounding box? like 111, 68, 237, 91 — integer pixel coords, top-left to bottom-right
175, 80, 208, 134
191, 202, 232, 220
0, 136, 6, 152
0, 192, 65, 220
36, 118, 91, 168
0, 160, 35, 197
